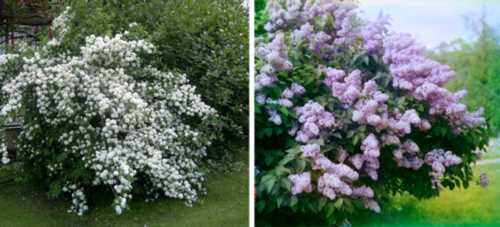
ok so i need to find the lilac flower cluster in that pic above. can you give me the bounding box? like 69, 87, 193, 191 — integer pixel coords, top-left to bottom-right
323, 68, 362, 105
424, 149, 462, 189
383, 33, 485, 131
266, 0, 358, 41
393, 140, 424, 170
350, 134, 380, 180
266, 0, 359, 58
352, 184, 381, 213
302, 144, 359, 181
352, 81, 390, 130
288, 144, 380, 211
288, 172, 313, 194
279, 83, 306, 107
318, 172, 354, 200
267, 109, 283, 125
265, 0, 305, 33
256, 33, 292, 89
388, 109, 427, 136
260, 83, 306, 125
294, 102, 335, 142
360, 12, 390, 54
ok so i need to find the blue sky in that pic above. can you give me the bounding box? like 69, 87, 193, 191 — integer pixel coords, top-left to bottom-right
358, 0, 500, 49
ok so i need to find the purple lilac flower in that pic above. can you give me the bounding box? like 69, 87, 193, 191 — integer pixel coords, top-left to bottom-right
291, 23, 314, 45
256, 33, 292, 89
267, 0, 359, 56
337, 148, 349, 163
381, 133, 400, 146
267, 109, 282, 125
278, 98, 293, 107
278, 83, 306, 107
361, 12, 390, 54
288, 172, 313, 195
352, 186, 374, 198
265, 0, 305, 32
324, 69, 363, 105
393, 140, 424, 170
295, 101, 335, 142
288, 123, 299, 136
318, 172, 353, 200
424, 149, 462, 189
281, 88, 295, 99
256, 93, 267, 104
361, 134, 380, 158
383, 32, 485, 130
301, 144, 321, 158
387, 109, 422, 136
291, 83, 306, 95
349, 154, 380, 181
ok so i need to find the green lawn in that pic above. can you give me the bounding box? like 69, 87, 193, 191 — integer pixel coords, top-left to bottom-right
352, 163, 500, 227
0, 155, 249, 227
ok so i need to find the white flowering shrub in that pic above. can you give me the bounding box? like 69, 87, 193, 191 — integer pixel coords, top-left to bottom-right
0, 9, 215, 215
255, 0, 491, 225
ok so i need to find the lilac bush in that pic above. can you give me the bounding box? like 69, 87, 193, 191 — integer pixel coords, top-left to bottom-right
255, 0, 490, 224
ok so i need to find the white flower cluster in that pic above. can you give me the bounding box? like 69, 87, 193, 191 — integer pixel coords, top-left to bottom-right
63, 184, 88, 216
47, 7, 72, 47
0, 27, 215, 214
0, 143, 8, 164
0, 53, 21, 94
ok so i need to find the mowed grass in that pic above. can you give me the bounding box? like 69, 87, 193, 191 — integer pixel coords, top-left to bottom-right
0, 154, 249, 227
352, 163, 500, 226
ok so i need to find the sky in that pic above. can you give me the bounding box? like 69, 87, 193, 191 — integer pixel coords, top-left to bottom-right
358, 0, 500, 49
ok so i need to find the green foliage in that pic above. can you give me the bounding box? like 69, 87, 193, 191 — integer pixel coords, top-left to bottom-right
52, 0, 249, 158
255, 0, 268, 37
